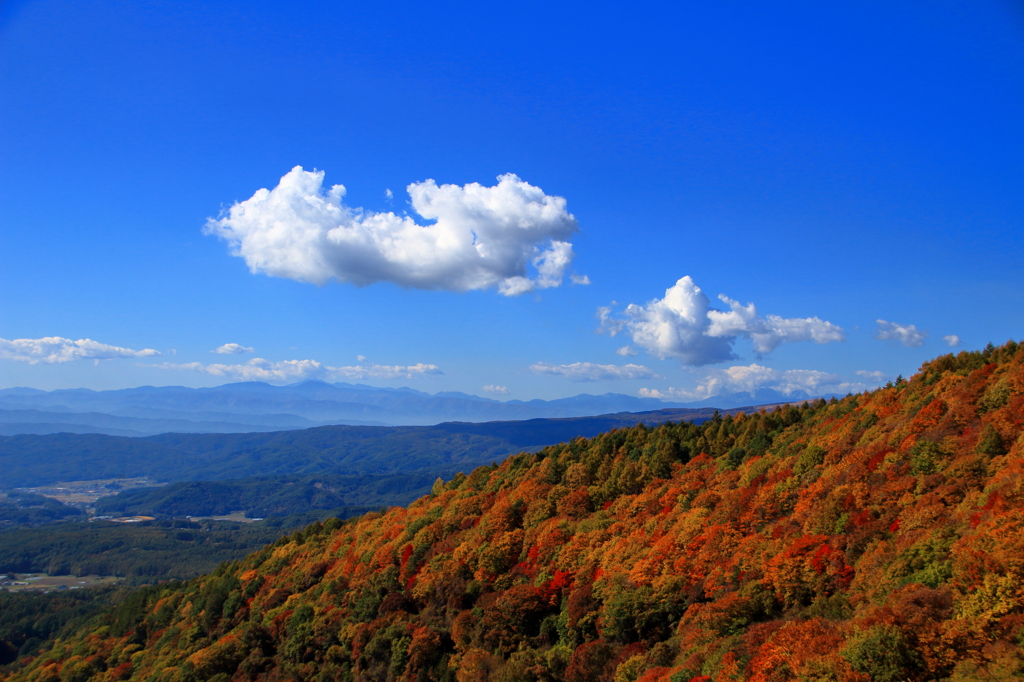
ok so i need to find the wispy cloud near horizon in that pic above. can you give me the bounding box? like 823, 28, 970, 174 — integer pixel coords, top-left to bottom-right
156, 358, 441, 384
530, 361, 660, 382
639, 364, 866, 401
0, 336, 160, 364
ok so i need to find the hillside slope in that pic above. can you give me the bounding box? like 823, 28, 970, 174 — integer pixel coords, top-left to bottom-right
5, 342, 1023, 682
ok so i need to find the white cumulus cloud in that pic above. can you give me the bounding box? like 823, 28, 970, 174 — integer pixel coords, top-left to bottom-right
205, 166, 586, 296
639, 364, 865, 401
157, 358, 441, 384
855, 370, 888, 383
0, 336, 160, 364
615, 345, 638, 357
482, 384, 511, 395
943, 335, 961, 347
213, 343, 254, 355
530, 362, 660, 382
875, 319, 927, 347
599, 276, 844, 366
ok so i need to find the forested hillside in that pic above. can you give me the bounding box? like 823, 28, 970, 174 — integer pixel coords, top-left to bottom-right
0, 588, 149, 664
5, 342, 1023, 682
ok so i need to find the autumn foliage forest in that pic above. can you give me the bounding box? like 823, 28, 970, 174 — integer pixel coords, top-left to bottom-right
5, 341, 1024, 682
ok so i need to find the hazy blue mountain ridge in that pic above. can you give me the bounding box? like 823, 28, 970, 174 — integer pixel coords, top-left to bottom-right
0, 380, 823, 437
0, 404, 783, 489
0, 381, 683, 436
0, 408, 385, 437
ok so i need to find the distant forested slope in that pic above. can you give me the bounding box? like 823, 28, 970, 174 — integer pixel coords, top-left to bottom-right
94, 473, 435, 519
0, 520, 302, 582
0, 427, 506, 488
0, 492, 84, 529
0, 407, 744, 488
5, 341, 1023, 681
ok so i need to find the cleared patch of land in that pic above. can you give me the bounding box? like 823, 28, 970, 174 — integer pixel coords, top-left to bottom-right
15, 477, 163, 508
0, 573, 119, 593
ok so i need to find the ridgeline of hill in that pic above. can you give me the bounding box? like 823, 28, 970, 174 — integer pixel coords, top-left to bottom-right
4, 342, 1024, 682
0, 406, 758, 490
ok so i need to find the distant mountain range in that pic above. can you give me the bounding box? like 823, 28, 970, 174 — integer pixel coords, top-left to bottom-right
0, 380, 821, 436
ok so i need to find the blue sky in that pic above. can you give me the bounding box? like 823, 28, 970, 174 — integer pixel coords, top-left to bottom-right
1, 0, 1022, 401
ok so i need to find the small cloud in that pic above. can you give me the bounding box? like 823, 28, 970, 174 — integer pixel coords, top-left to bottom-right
205, 167, 581, 297
855, 370, 887, 383
0, 336, 160, 364
357, 355, 367, 362
156, 358, 442, 384
213, 343, 254, 355
571, 273, 591, 285
875, 319, 927, 347
482, 384, 511, 395
943, 335, 961, 347
637, 387, 684, 400
384, 188, 393, 200
599, 276, 844, 366
615, 346, 637, 357
530, 361, 660, 382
